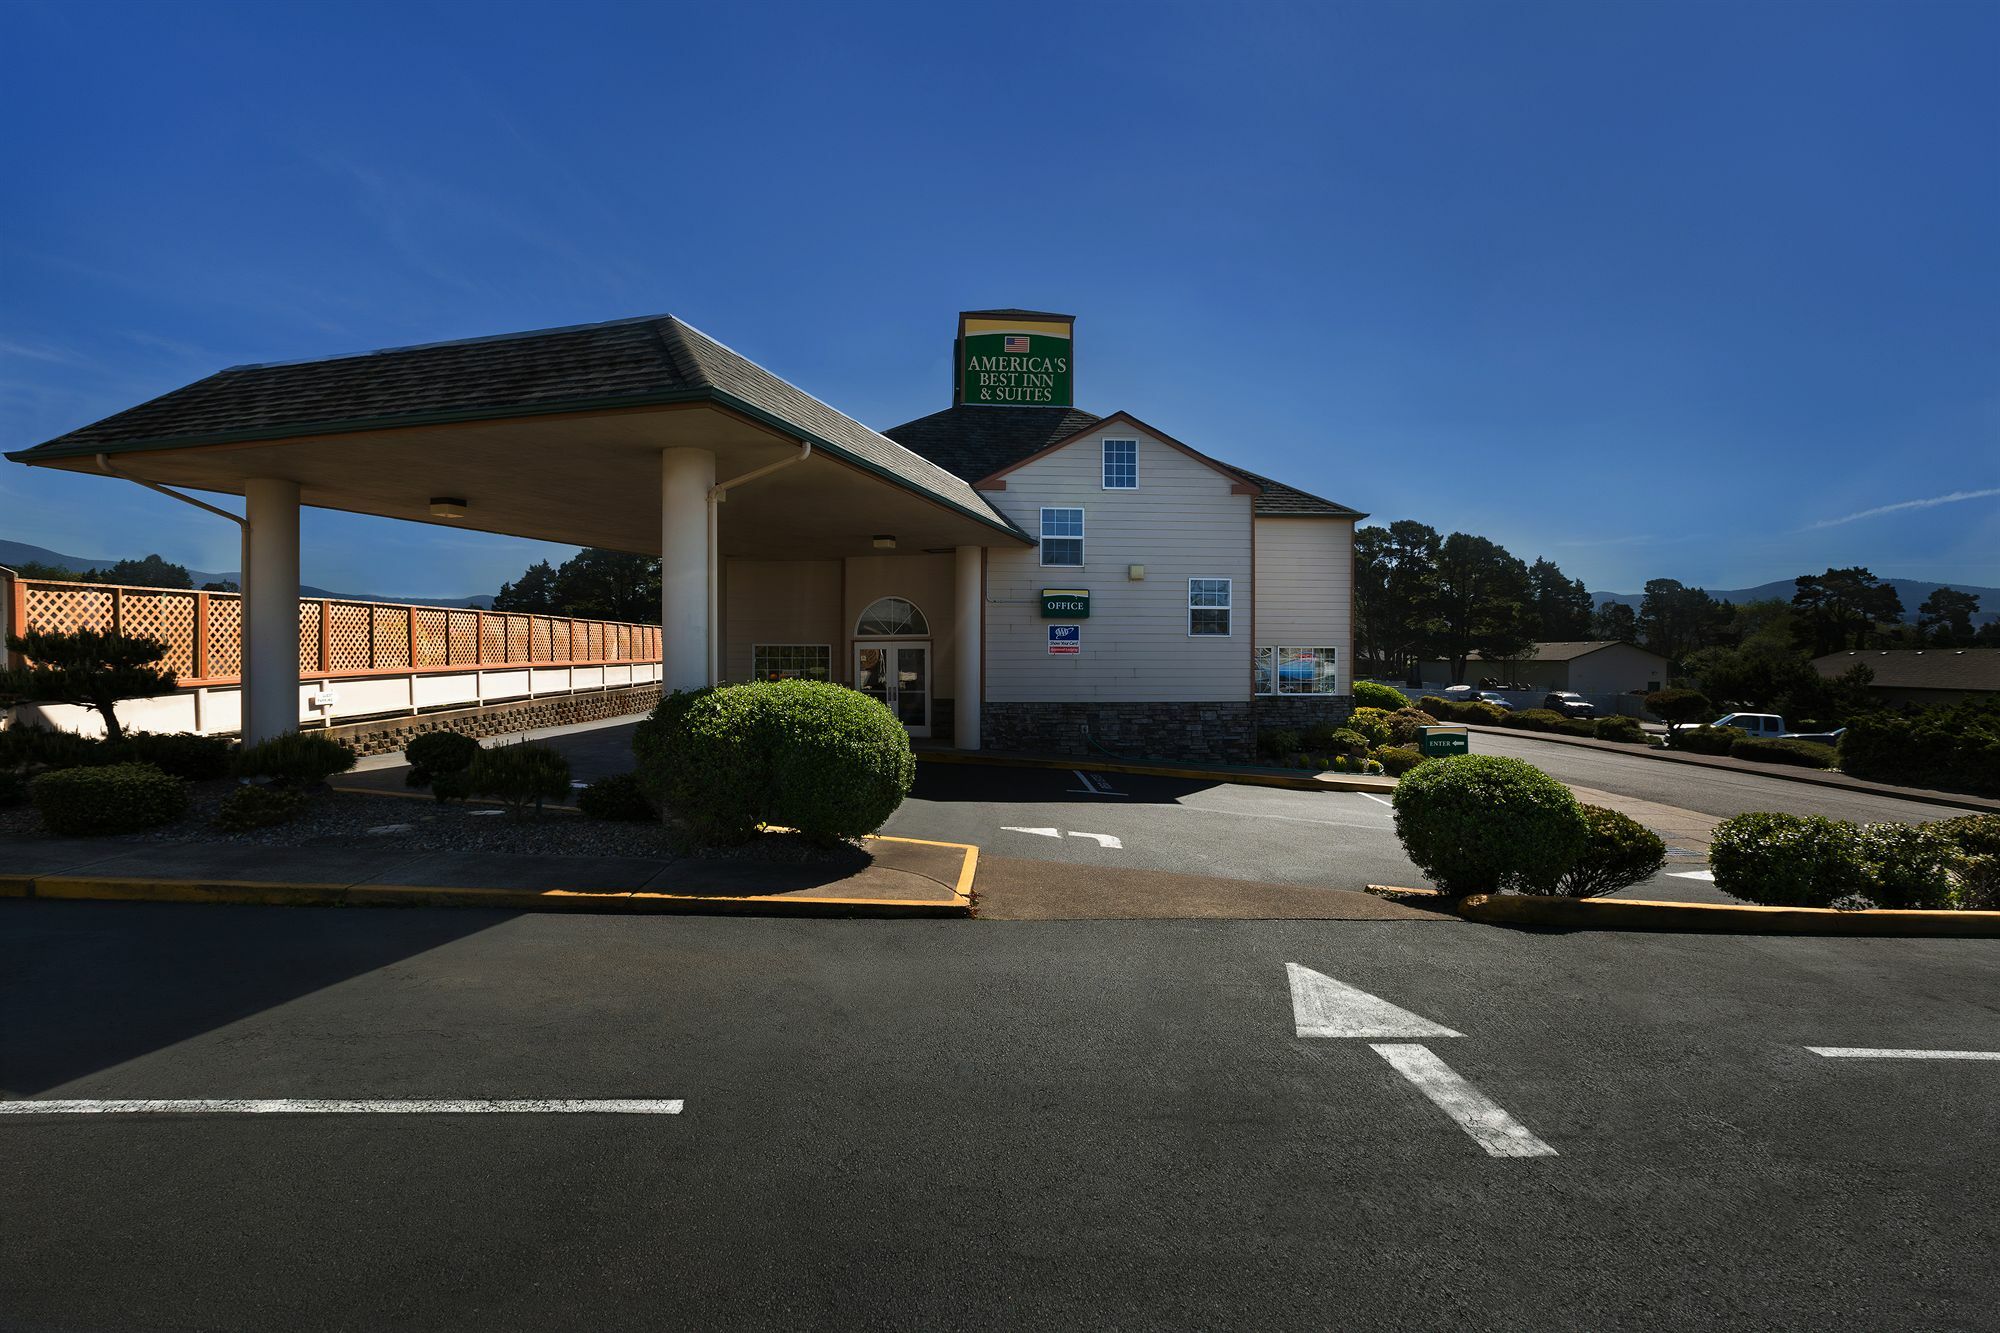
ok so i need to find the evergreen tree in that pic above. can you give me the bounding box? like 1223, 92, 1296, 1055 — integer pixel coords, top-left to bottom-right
1591, 600, 1638, 643
1527, 557, 1593, 640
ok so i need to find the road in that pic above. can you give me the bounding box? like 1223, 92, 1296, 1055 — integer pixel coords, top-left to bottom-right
4, 901, 1996, 1331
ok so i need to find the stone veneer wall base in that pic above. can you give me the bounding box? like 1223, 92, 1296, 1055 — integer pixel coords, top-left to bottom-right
980, 697, 1354, 766
322, 684, 662, 757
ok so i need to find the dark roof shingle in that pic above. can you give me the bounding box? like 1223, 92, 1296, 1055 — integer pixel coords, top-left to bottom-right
1813, 650, 2000, 692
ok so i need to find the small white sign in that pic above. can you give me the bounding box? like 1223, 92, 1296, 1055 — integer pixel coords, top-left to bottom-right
308, 690, 338, 709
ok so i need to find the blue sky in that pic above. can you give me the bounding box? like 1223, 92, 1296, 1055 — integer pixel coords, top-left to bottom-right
2, 0, 1995, 598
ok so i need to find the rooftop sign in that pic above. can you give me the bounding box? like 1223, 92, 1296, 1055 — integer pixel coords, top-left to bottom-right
957, 312, 1073, 407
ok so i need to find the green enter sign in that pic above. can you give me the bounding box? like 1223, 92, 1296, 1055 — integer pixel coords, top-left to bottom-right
1418, 726, 1469, 758
1041, 589, 1090, 618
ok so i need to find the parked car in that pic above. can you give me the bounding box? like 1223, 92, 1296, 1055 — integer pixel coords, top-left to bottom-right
1475, 691, 1514, 711
1541, 691, 1596, 719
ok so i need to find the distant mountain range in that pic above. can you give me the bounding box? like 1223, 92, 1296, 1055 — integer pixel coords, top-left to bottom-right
1590, 577, 2000, 625
0, 539, 495, 608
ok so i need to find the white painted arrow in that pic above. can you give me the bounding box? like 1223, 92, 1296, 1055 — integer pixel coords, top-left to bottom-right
1001, 826, 1061, 838
1067, 831, 1123, 849
1286, 963, 1464, 1040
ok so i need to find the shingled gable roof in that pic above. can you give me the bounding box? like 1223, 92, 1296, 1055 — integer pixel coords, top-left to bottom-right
7, 315, 1029, 542
880, 404, 1365, 518
1812, 649, 2000, 692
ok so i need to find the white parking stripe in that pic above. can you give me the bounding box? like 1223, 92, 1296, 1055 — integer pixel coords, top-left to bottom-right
1360, 794, 1395, 809
0, 1099, 685, 1115
1369, 1044, 1556, 1158
1807, 1048, 2000, 1061
1668, 870, 1715, 881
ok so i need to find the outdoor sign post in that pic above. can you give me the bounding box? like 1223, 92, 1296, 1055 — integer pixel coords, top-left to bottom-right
1040, 588, 1090, 618
1418, 725, 1470, 758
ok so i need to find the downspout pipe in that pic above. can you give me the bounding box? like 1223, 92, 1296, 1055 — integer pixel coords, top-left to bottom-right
703, 440, 812, 683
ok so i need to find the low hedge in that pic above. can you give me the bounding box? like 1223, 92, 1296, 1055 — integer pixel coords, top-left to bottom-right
466, 742, 572, 816
30, 762, 188, 835
1669, 725, 1746, 756
115, 732, 234, 780
579, 771, 656, 821
1856, 822, 1961, 909
234, 731, 357, 786
1730, 736, 1836, 769
1391, 754, 1589, 896
1937, 815, 2000, 908
1257, 728, 1301, 760
634, 681, 915, 845
1351, 681, 1410, 711
1551, 804, 1666, 898
213, 783, 307, 830
1505, 709, 1595, 738
1838, 700, 2000, 796
1373, 745, 1425, 777
404, 731, 480, 802
1593, 716, 1645, 743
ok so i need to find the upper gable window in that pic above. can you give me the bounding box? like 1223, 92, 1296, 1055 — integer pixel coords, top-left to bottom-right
1102, 439, 1137, 489
1040, 507, 1084, 566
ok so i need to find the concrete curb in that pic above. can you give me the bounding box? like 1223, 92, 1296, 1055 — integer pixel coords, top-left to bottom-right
916, 749, 1397, 794
1457, 891, 2000, 937
1, 836, 980, 919
1460, 723, 1999, 814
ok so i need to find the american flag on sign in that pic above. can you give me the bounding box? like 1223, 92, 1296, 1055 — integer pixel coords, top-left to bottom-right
1004, 335, 1030, 353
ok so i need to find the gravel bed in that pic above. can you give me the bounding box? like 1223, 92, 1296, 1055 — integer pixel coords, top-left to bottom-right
1, 781, 851, 863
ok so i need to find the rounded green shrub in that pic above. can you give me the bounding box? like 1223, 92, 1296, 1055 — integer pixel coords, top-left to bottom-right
213, 783, 307, 830
1351, 680, 1409, 711
1391, 755, 1589, 896
1552, 805, 1666, 898
1323, 727, 1369, 757
1709, 812, 1860, 907
1257, 727, 1301, 761
1347, 707, 1398, 748
30, 762, 188, 835
234, 731, 357, 786
1374, 745, 1424, 777
0, 726, 109, 773
1416, 695, 1453, 719
1856, 822, 1961, 909
635, 680, 915, 845
579, 771, 656, 821
1670, 724, 1746, 756
1937, 815, 2000, 908
1593, 716, 1645, 743
1379, 708, 1436, 746
1505, 708, 1572, 733
114, 732, 234, 780
404, 731, 480, 801
466, 742, 572, 816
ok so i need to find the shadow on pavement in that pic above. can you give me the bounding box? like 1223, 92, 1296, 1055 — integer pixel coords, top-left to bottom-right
0, 900, 514, 1097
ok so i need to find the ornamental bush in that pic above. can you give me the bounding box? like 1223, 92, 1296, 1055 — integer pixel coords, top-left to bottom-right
1351, 680, 1409, 711
1507, 708, 1573, 734
579, 771, 656, 821
29, 762, 188, 835
1324, 727, 1369, 757
634, 680, 914, 845
1709, 812, 1860, 907
115, 731, 235, 780
1551, 805, 1666, 898
1593, 716, 1645, 743
1671, 724, 1746, 756
234, 731, 357, 786
404, 730, 480, 802
466, 742, 572, 816
1855, 822, 1962, 909
1416, 695, 1454, 720
1374, 745, 1425, 777
1646, 688, 1714, 736
0, 726, 110, 773
1381, 708, 1437, 746
1730, 736, 1837, 769
213, 783, 307, 831
1837, 700, 2000, 796
1935, 815, 2000, 908
0, 768, 25, 808
1257, 728, 1301, 761
1390, 754, 1590, 896
1345, 707, 1397, 748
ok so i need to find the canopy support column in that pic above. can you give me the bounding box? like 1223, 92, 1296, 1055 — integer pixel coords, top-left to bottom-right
243, 478, 300, 744
955, 545, 982, 751
661, 448, 715, 691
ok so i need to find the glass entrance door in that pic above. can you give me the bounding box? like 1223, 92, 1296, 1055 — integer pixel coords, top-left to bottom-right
855, 641, 930, 737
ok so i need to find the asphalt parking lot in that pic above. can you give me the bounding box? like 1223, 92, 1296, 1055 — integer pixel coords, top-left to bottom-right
4, 901, 1995, 1331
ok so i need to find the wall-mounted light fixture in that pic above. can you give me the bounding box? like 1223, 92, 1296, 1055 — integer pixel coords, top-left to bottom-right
872, 534, 897, 550
430, 497, 468, 519
1128, 564, 1146, 580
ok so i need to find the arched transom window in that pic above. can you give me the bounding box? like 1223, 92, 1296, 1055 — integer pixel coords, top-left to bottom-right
855, 597, 929, 637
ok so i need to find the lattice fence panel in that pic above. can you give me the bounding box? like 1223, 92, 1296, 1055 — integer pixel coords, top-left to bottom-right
588, 623, 606, 661
328, 603, 372, 672
449, 611, 479, 664
26, 583, 116, 636
298, 601, 323, 674
371, 605, 410, 670
505, 614, 529, 662
414, 608, 450, 668
616, 625, 632, 661
479, 614, 505, 663
118, 591, 199, 678
551, 620, 573, 661
530, 617, 552, 662
208, 599, 242, 676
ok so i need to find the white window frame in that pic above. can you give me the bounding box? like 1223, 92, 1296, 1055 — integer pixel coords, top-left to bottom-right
1188, 577, 1232, 637
1040, 507, 1085, 567
751, 643, 833, 682
1101, 438, 1138, 490
1255, 646, 1341, 695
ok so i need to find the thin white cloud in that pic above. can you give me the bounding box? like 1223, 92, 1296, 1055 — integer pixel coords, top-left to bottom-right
1805, 488, 2000, 529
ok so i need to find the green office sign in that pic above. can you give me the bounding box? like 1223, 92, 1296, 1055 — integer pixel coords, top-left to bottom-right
1418, 726, 1470, 758
1041, 588, 1090, 619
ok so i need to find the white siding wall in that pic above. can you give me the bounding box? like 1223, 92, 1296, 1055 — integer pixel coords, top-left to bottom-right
722, 559, 843, 683
1252, 516, 1355, 694
983, 425, 1253, 703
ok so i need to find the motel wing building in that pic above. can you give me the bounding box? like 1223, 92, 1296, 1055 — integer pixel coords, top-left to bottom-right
8, 310, 1360, 763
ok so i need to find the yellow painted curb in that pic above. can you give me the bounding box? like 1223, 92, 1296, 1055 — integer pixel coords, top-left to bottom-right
33, 876, 354, 908
916, 749, 1395, 794
1456, 892, 2000, 937
0, 875, 36, 899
